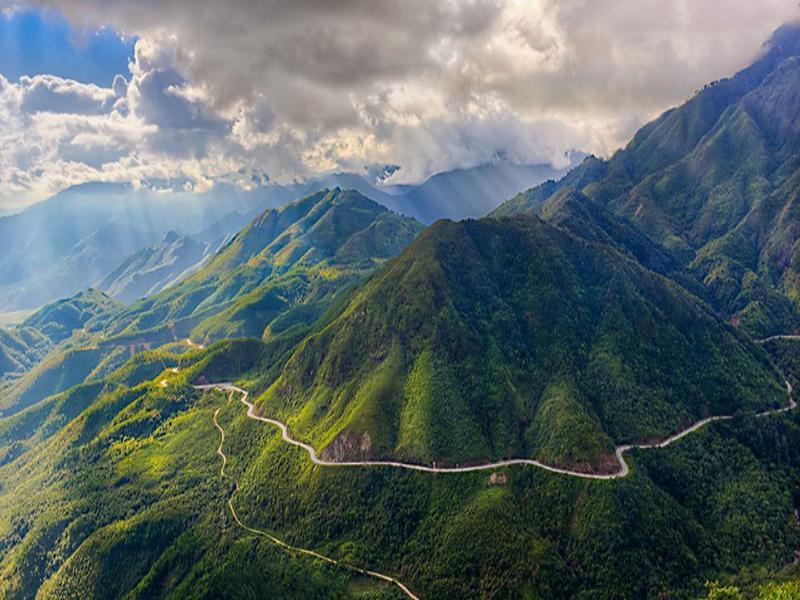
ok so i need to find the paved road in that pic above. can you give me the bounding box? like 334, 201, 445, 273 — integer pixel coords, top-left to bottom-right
756, 334, 800, 343
195, 381, 796, 481
210, 389, 419, 600
156, 363, 795, 600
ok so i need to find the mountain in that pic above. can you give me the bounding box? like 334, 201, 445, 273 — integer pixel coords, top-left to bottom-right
96, 232, 209, 304
0, 161, 569, 311
255, 216, 784, 472
0, 288, 795, 599
21, 289, 122, 345
0, 290, 124, 416
0, 327, 49, 382
0, 222, 162, 310
392, 162, 573, 223
192, 210, 256, 245
0, 181, 299, 310
300, 160, 575, 224
493, 24, 800, 337
99, 188, 423, 345
0, 189, 422, 418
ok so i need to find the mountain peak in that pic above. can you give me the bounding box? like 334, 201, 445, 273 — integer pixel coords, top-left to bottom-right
160, 230, 181, 244
764, 21, 800, 59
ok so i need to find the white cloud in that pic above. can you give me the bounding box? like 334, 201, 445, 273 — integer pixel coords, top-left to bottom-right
0, 0, 798, 206
19, 75, 115, 114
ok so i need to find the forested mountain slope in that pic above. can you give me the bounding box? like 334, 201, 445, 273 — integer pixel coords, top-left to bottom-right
98, 188, 423, 346
0, 328, 49, 382
493, 24, 800, 337
254, 216, 784, 472
0, 334, 795, 599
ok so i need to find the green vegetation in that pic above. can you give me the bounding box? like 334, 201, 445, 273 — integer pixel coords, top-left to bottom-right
22, 289, 122, 344
3, 25, 800, 596
95, 188, 422, 347
763, 338, 800, 389
492, 24, 800, 337
525, 381, 616, 472
0, 288, 123, 385
256, 217, 784, 470
0, 336, 795, 598
0, 326, 50, 382
0, 341, 409, 599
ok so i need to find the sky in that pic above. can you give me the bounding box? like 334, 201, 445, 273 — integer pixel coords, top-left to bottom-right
0, 0, 799, 210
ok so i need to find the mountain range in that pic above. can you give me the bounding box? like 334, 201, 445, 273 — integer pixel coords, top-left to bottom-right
0, 161, 568, 311
493, 23, 800, 338
0, 23, 798, 600
255, 216, 783, 472
95, 232, 211, 304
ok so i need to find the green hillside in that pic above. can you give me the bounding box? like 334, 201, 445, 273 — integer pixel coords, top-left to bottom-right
0, 338, 794, 599
100, 188, 422, 346
0, 327, 50, 382
22, 289, 122, 344
254, 216, 784, 471
493, 24, 800, 337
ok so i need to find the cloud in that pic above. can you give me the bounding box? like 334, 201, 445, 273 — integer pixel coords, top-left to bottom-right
0, 0, 799, 205
19, 74, 115, 114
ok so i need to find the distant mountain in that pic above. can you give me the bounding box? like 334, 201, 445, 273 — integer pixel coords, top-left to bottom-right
101, 188, 423, 345
0, 189, 422, 418
0, 181, 299, 310
258, 216, 783, 472
391, 162, 573, 222
191, 210, 256, 245
0, 222, 162, 310
96, 232, 209, 304
493, 24, 800, 337
302, 161, 575, 224
0, 160, 572, 310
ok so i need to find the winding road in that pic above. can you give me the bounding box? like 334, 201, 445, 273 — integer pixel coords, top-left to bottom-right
210, 389, 420, 599
195, 381, 796, 481
154, 346, 797, 600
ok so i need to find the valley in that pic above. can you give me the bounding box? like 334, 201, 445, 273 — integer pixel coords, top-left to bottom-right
0, 14, 800, 600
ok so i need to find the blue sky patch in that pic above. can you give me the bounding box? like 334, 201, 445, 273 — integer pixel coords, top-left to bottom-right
0, 8, 134, 86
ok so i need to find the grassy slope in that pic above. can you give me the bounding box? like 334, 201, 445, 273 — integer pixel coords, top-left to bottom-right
255, 217, 784, 472
0, 327, 50, 382
492, 24, 800, 337
23, 289, 122, 344
99, 189, 422, 346
0, 339, 795, 599
0, 341, 405, 599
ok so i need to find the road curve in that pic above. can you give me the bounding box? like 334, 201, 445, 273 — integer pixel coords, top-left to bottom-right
195, 381, 796, 481
756, 335, 800, 343
212, 391, 232, 477
212, 392, 419, 600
